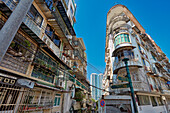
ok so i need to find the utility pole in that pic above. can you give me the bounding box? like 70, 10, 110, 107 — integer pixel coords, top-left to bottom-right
0, 0, 34, 62
122, 58, 138, 113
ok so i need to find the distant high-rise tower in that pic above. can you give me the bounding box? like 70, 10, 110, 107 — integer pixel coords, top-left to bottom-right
90, 73, 103, 101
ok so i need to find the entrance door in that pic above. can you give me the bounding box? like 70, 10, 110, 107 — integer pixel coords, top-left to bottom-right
105, 95, 132, 113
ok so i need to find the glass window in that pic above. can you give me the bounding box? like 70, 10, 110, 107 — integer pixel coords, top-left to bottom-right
114, 34, 130, 46
138, 44, 141, 51
157, 97, 164, 106
28, 5, 43, 27
142, 58, 146, 66
54, 96, 61, 106
121, 34, 125, 43
150, 96, 158, 106
137, 95, 150, 105
118, 36, 121, 44
151, 53, 156, 61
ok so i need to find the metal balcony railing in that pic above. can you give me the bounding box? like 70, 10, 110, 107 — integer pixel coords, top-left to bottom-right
113, 58, 142, 73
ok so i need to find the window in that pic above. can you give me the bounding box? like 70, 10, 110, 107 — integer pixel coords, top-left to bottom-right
142, 58, 146, 66
137, 95, 150, 105
157, 97, 164, 106
28, 5, 43, 27
114, 33, 130, 46
150, 96, 158, 106
45, 24, 53, 39
138, 44, 141, 51
70, 6, 73, 15
151, 53, 156, 61
54, 94, 61, 106
53, 35, 61, 48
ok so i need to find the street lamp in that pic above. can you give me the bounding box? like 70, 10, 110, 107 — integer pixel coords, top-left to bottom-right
122, 57, 138, 113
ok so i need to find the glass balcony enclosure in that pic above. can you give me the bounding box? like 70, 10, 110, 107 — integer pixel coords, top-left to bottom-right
113, 49, 142, 74
115, 49, 134, 62
114, 33, 130, 47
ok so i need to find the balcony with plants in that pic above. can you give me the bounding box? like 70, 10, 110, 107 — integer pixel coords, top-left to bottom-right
113, 49, 142, 74
0, 32, 36, 74
31, 50, 60, 83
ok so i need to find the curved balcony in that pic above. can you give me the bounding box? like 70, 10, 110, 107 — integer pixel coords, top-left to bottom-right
112, 43, 136, 57
113, 58, 142, 74
109, 14, 130, 27
112, 33, 136, 56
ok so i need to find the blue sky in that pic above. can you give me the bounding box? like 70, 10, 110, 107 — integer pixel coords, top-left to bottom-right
74, 0, 170, 80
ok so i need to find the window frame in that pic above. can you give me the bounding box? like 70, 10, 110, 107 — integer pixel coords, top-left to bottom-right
28, 5, 43, 27
54, 95, 61, 107
114, 33, 130, 47
137, 95, 150, 106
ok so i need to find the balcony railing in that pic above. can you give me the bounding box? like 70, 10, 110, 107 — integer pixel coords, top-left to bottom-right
42, 34, 60, 58
113, 58, 142, 73
2, 0, 42, 37
0, 29, 36, 74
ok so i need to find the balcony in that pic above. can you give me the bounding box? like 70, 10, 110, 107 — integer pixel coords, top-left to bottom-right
113, 58, 142, 74
31, 50, 60, 83
109, 14, 129, 26
63, 50, 74, 60
140, 50, 148, 59
144, 66, 154, 75
148, 44, 158, 56
1, 0, 44, 45
42, 34, 60, 58
34, 0, 74, 39
0, 31, 36, 74
112, 81, 149, 94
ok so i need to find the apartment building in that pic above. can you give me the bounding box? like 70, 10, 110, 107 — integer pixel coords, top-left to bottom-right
0, 0, 91, 113
104, 4, 170, 113
90, 73, 103, 101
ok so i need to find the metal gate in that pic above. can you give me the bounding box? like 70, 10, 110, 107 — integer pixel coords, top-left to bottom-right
0, 83, 21, 112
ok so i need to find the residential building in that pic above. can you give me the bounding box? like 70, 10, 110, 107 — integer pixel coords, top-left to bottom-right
0, 0, 91, 113
104, 4, 170, 113
90, 73, 103, 101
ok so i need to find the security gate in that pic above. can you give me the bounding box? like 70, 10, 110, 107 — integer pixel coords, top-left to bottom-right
0, 83, 21, 112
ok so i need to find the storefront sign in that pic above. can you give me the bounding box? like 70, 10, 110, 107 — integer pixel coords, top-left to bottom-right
15, 79, 35, 88
0, 76, 16, 85
111, 83, 129, 89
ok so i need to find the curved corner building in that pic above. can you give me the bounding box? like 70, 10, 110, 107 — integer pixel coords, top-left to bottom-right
104, 4, 170, 113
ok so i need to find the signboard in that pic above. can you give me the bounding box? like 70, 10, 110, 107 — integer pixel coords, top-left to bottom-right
0, 75, 16, 85
100, 99, 105, 107
15, 79, 35, 88
111, 83, 129, 89
117, 76, 129, 81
